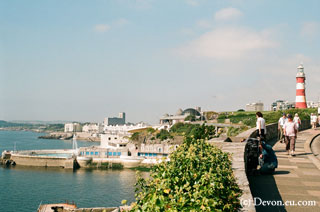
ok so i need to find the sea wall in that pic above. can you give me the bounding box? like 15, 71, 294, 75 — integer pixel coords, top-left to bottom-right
10, 150, 76, 169
11, 155, 75, 168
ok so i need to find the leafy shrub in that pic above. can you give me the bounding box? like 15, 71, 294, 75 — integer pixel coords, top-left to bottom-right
130, 133, 242, 211
184, 115, 196, 122
170, 123, 216, 140
170, 123, 195, 135
130, 132, 141, 141
156, 129, 173, 141
146, 127, 156, 134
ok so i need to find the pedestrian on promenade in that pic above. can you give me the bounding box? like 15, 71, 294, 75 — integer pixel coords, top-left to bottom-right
278, 113, 287, 143
283, 114, 298, 156
293, 113, 301, 129
310, 113, 318, 129
256, 112, 266, 140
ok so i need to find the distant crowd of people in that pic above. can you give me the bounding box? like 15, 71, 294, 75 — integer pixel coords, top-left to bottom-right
251, 111, 319, 175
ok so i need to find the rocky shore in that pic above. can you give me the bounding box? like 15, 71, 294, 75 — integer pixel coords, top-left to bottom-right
38, 132, 101, 142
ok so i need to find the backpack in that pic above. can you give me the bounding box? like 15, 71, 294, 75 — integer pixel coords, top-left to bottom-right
244, 138, 260, 174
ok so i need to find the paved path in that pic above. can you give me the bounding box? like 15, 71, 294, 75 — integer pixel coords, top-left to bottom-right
248, 128, 320, 212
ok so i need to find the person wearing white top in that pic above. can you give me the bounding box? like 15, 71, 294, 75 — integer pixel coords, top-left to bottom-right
256, 112, 266, 140
293, 113, 301, 129
310, 113, 318, 129
283, 114, 298, 156
278, 113, 287, 143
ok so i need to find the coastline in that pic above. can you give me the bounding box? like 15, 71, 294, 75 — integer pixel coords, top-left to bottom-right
0, 128, 100, 142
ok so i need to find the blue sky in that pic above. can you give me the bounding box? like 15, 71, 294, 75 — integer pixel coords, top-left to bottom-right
1, 0, 320, 124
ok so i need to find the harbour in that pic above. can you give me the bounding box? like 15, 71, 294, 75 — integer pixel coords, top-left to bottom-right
0, 130, 140, 212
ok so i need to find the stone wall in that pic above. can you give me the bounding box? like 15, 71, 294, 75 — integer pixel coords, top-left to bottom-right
10, 155, 75, 168
10, 150, 76, 169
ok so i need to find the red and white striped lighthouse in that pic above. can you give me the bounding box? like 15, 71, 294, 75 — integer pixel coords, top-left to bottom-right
295, 64, 307, 108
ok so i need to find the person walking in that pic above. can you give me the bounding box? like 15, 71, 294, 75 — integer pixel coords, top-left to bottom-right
310, 113, 318, 129
293, 113, 301, 129
283, 114, 298, 156
256, 112, 266, 140
278, 113, 287, 143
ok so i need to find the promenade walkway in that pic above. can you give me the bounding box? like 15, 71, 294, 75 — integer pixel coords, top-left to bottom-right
248, 128, 320, 212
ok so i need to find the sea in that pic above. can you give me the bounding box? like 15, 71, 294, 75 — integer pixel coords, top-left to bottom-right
0, 130, 139, 212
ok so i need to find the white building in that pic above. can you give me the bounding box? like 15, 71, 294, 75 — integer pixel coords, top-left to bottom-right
64, 123, 82, 133
100, 133, 130, 149
82, 123, 103, 133
159, 108, 202, 125
103, 123, 148, 134
245, 102, 264, 111
271, 100, 295, 111
307, 101, 320, 108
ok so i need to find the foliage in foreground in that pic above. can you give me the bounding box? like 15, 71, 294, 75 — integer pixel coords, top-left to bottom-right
129, 126, 242, 212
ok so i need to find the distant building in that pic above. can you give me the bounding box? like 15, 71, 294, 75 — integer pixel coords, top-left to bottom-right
307, 101, 320, 108
245, 102, 264, 111
82, 123, 103, 133
159, 107, 202, 125
104, 112, 126, 126
64, 123, 82, 133
271, 100, 295, 111
103, 123, 149, 134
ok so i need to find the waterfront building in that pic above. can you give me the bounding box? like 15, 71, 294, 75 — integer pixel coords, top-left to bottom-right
103, 123, 149, 134
295, 64, 307, 108
78, 132, 130, 159
100, 133, 130, 149
82, 123, 103, 133
78, 132, 179, 160
104, 112, 126, 126
245, 102, 264, 111
64, 123, 82, 133
159, 107, 202, 125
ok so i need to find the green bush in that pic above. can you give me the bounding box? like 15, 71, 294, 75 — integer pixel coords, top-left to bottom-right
147, 127, 156, 134
130, 132, 242, 211
184, 115, 196, 122
156, 129, 173, 141
131, 132, 141, 141
170, 123, 216, 140
170, 123, 195, 135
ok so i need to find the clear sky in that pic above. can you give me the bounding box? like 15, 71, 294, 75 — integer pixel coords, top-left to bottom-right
1, 0, 320, 124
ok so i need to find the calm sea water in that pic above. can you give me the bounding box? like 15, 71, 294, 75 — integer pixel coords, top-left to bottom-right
0, 130, 139, 212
